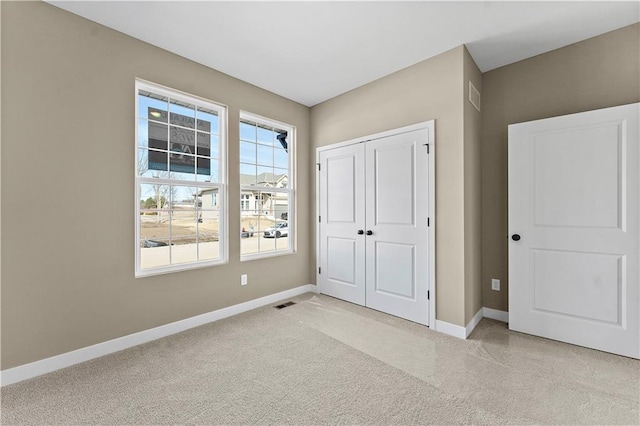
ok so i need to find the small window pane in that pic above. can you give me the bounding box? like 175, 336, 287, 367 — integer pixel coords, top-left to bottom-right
137, 149, 149, 176
273, 192, 290, 221
257, 144, 273, 167
274, 168, 288, 187
170, 210, 197, 264
194, 156, 210, 180
196, 107, 218, 133
170, 127, 196, 155
140, 184, 170, 209
241, 227, 259, 255
240, 122, 256, 142
257, 126, 274, 146
257, 166, 274, 184
169, 101, 196, 128
197, 132, 211, 157
198, 215, 220, 260
171, 186, 198, 208
140, 211, 171, 269
208, 135, 220, 159
240, 141, 256, 164
199, 187, 219, 209
274, 147, 288, 169
148, 122, 168, 151
169, 153, 196, 176
138, 91, 168, 122
276, 228, 289, 251
240, 163, 257, 186
138, 119, 150, 148
196, 158, 218, 183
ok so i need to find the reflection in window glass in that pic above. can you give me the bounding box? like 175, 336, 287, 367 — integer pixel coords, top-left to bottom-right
239, 115, 294, 260
136, 80, 226, 276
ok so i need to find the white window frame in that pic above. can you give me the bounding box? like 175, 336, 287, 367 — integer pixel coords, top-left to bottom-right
135, 79, 228, 277
240, 111, 295, 261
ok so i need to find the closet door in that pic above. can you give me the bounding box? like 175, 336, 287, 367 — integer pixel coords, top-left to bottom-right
318, 144, 366, 305
365, 130, 430, 325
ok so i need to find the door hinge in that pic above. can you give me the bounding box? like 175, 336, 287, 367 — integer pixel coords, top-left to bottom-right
319, 215, 321, 223
318, 267, 321, 275
317, 163, 321, 171
427, 290, 430, 300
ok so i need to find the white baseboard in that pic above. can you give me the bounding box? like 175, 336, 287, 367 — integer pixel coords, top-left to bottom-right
1, 284, 317, 387
465, 307, 484, 337
435, 319, 467, 339
436, 306, 508, 340
483, 307, 509, 323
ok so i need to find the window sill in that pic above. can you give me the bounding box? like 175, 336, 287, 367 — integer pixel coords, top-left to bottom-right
240, 249, 294, 262
135, 258, 227, 278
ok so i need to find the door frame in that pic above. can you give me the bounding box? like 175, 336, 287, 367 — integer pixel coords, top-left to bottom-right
315, 121, 436, 327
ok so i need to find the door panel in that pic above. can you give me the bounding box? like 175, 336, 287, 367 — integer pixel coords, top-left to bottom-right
509, 103, 639, 359
318, 144, 366, 305
374, 241, 415, 299
374, 143, 415, 225
365, 130, 430, 325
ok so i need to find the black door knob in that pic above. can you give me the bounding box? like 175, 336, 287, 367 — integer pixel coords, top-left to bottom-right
512, 234, 521, 241
357, 229, 364, 235
366, 230, 373, 236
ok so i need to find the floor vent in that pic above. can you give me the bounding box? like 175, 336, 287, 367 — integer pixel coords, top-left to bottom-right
274, 301, 296, 309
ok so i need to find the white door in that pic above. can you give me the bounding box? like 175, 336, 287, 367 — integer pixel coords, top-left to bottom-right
365, 130, 430, 325
318, 143, 366, 305
509, 103, 639, 359
318, 127, 431, 325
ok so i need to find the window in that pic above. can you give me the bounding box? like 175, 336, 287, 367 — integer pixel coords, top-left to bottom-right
241, 194, 251, 210
136, 80, 226, 276
239, 112, 294, 259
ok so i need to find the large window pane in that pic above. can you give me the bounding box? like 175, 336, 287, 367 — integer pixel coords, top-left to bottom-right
239, 115, 294, 260
137, 80, 226, 275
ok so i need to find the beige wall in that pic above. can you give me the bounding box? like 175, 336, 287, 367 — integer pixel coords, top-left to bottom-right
311, 47, 468, 327
481, 23, 640, 312
463, 48, 483, 323
1, 2, 311, 369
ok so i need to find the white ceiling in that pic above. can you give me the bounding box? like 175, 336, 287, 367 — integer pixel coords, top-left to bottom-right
49, 1, 639, 107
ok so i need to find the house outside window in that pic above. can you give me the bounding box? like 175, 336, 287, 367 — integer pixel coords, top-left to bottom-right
239, 112, 295, 259
136, 80, 227, 276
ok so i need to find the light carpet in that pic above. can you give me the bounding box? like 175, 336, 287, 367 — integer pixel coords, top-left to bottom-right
1, 293, 638, 425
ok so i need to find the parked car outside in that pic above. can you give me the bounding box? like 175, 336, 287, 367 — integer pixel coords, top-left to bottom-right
263, 222, 288, 238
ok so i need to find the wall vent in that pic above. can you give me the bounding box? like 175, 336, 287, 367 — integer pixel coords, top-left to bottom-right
469, 81, 481, 112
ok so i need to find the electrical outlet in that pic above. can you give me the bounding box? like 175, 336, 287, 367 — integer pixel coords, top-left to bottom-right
491, 278, 500, 291
241, 274, 248, 286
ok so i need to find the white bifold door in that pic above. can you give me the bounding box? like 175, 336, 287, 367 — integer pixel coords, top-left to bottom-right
509, 103, 639, 359
318, 127, 431, 325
